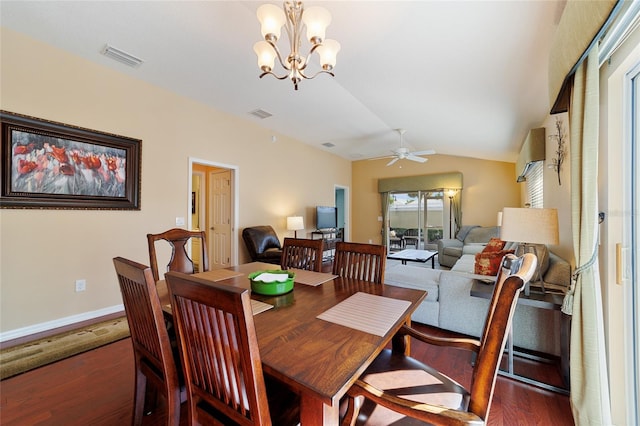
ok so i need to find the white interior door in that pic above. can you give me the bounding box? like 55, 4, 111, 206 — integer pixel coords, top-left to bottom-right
209, 170, 232, 269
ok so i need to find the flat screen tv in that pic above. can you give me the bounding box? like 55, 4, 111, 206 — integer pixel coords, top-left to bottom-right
316, 206, 337, 230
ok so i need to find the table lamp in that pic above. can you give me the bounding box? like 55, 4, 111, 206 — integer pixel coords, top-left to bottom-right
500, 207, 559, 295
287, 216, 304, 238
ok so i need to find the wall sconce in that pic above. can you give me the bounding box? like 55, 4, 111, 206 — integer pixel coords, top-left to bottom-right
287, 216, 304, 238
548, 118, 566, 185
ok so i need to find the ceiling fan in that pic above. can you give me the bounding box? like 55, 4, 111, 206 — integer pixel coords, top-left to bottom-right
375, 129, 436, 166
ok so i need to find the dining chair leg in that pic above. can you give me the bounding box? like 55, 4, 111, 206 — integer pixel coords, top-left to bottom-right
133, 369, 147, 425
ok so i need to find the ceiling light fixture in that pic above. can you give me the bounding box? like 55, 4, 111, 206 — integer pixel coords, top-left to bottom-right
253, 2, 340, 90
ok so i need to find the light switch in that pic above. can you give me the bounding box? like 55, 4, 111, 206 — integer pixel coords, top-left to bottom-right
175, 217, 185, 226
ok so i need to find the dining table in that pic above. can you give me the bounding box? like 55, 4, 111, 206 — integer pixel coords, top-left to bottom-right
156, 261, 427, 426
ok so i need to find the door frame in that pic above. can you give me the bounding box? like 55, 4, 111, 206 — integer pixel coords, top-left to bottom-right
335, 184, 349, 241
189, 157, 239, 267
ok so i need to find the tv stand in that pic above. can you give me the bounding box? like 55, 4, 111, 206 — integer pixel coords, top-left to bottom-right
311, 229, 342, 262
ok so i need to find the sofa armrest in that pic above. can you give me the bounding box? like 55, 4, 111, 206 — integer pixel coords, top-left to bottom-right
437, 238, 463, 257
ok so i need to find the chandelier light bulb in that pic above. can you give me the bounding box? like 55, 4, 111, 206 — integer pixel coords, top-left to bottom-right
316, 39, 340, 69
257, 4, 286, 41
253, 41, 276, 71
301, 6, 331, 44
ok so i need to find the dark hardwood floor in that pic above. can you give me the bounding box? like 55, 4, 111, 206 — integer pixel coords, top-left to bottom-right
0, 323, 573, 425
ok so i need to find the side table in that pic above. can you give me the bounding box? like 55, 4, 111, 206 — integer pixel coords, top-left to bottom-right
470, 281, 570, 395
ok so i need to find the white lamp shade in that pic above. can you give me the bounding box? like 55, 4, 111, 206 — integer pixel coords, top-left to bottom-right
287, 216, 304, 231
316, 39, 340, 69
257, 4, 286, 40
253, 41, 276, 71
302, 6, 331, 42
500, 207, 559, 245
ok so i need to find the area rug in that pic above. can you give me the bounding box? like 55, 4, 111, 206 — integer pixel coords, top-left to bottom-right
0, 316, 130, 380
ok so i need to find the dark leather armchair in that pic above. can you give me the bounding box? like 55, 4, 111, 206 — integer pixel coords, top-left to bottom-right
242, 226, 283, 264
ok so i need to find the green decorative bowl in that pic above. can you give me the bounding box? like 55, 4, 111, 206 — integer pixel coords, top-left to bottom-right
248, 270, 295, 296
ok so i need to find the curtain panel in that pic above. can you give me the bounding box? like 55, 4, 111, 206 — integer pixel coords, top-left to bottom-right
566, 46, 612, 426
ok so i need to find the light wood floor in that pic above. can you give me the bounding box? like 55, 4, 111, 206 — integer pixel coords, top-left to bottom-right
0, 323, 573, 425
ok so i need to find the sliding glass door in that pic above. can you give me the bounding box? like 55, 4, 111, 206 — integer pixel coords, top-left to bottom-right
387, 191, 443, 251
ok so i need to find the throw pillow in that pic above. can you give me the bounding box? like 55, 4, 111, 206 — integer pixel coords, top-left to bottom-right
474, 249, 515, 276
482, 237, 506, 253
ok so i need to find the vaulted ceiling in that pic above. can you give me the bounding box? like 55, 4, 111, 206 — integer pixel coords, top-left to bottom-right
1, 1, 566, 163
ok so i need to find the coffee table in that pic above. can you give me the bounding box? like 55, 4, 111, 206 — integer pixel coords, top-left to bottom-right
387, 249, 438, 268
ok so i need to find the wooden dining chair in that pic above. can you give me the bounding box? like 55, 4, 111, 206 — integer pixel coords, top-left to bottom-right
113, 257, 185, 426
165, 271, 299, 426
281, 237, 324, 272
147, 228, 209, 283
332, 241, 387, 284
340, 253, 537, 426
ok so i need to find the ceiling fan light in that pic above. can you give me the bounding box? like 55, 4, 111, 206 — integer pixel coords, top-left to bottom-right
254, 41, 276, 71
302, 6, 331, 43
257, 4, 285, 41
317, 39, 340, 69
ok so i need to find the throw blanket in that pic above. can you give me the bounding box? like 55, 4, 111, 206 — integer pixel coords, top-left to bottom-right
456, 225, 479, 241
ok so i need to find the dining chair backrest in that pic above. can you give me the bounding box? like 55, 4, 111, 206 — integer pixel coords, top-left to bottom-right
147, 228, 209, 283
281, 237, 324, 272
332, 241, 386, 284
113, 257, 182, 426
165, 271, 273, 426
470, 252, 537, 419
341, 252, 536, 425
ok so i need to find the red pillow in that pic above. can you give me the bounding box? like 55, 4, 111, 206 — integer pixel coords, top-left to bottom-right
474, 249, 515, 276
482, 238, 506, 253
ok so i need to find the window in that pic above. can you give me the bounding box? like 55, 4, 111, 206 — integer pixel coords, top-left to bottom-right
526, 161, 544, 208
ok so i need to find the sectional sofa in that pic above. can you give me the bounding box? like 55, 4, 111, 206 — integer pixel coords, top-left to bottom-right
385, 248, 571, 356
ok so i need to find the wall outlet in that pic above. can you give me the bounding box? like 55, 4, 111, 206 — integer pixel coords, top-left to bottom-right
175, 216, 185, 226
75, 279, 86, 292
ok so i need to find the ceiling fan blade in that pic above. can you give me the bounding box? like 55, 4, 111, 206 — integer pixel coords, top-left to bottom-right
386, 157, 400, 166
411, 149, 436, 156
367, 154, 395, 161
406, 154, 428, 163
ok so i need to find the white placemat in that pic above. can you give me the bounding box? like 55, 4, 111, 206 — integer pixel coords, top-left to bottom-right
196, 269, 244, 281
290, 269, 337, 286
317, 292, 411, 336
251, 299, 274, 315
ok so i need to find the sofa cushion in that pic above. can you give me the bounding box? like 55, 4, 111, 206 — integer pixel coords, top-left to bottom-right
384, 264, 440, 302
528, 244, 550, 282
482, 238, 506, 253
474, 249, 515, 276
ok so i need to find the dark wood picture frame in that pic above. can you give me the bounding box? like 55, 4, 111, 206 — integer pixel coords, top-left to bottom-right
1, 111, 141, 210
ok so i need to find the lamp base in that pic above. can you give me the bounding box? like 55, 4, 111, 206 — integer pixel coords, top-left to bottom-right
516, 243, 545, 296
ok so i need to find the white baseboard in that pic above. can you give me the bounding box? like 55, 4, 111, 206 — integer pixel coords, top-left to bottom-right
0, 304, 125, 343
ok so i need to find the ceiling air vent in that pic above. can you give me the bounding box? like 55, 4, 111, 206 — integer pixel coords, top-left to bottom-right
101, 44, 144, 68
249, 109, 272, 119
322, 142, 335, 148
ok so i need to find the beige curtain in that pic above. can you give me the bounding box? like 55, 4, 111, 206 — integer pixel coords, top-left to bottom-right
565, 46, 612, 425
380, 192, 389, 246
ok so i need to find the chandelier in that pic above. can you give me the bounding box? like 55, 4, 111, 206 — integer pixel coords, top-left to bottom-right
253, 2, 340, 90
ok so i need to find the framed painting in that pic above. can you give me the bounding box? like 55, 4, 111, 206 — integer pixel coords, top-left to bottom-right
1, 111, 141, 209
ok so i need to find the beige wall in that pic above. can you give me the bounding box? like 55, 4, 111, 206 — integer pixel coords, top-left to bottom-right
352, 155, 521, 244
0, 28, 350, 334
